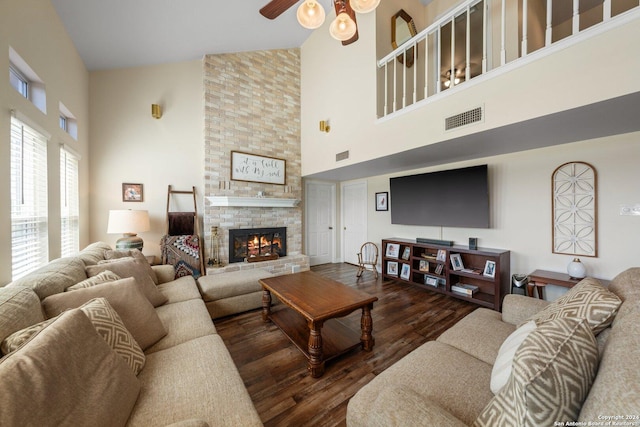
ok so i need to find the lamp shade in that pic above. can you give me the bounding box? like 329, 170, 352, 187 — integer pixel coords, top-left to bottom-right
297, 0, 325, 29
107, 210, 150, 234
330, 12, 357, 41
349, 0, 380, 14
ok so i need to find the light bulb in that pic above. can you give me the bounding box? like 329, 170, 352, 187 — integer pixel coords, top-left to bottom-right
330, 12, 357, 41
297, 0, 326, 29
350, 0, 380, 14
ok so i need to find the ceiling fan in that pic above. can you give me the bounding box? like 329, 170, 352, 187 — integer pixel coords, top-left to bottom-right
259, 0, 380, 46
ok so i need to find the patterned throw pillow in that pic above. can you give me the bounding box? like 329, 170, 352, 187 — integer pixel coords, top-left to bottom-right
66, 270, 121, 291
490, 320, 537, 394
1, 317, 56, 355
527, 277, 621, 335
79, 298, 146, 375
475, 318, 599, 427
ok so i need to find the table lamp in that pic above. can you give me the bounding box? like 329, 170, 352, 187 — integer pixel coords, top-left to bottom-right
107, 209, 150, 250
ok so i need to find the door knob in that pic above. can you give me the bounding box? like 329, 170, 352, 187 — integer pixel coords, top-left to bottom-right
329, 227, 333, 230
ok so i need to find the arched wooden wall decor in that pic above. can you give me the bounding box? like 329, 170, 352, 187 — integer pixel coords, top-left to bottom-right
552, 161, 597, 257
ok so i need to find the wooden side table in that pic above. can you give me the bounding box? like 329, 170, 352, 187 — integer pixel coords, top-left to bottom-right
527, 269, 610, 299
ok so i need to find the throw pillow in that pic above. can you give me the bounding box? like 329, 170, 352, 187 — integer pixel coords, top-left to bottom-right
526, 277, 621, 335
0, 286, 44, 346
104, 249, 159, 285
77, 241, 113, 266
86, 258, 167, 307
474, 317, 599, 427
66, 269, 121, 291
79, 298, 146, 375
1, 317, 56, 355
0, 309, 140, 427
42, 277, 167, 350
490, 320, 537, 394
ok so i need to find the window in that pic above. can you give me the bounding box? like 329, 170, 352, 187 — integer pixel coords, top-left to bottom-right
59, 102, 78, 140
59, 115, 68, 132
9, 65, 28, 98
10, 116, 49, 280
60, 146, 80, 257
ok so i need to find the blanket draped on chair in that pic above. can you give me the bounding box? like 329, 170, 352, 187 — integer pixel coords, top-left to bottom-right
160, 234, 202, 279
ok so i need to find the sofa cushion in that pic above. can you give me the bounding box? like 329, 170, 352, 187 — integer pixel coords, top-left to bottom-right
66, 269, 121, 291
42, 277, 167, 350
490, 320, 537, 394
79, 298, 146, 375
437, 308, 516, 365
9, 257, 87, 299
157, 275, 202, 304
104, 249, 159, 284
527, 277, 621, 335
0, 286, 44, 347
145, 299, 217, 354
197, 269, 273, 302
0, 309, 140, 427
86, 258, 168, 307
579, 299, 640, 421
78, 241, 112, 265
474, 318, 598, 427
347, 340, 495, 426
127, 334, 262, 426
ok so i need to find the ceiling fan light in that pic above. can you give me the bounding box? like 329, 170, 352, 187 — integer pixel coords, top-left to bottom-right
297, 0, 326, 30
349, 0, 380, 14
329, 12, 357, 41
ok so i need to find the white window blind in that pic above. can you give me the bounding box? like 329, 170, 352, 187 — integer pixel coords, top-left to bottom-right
60, 146, 79, 257
10, 116, 49, 280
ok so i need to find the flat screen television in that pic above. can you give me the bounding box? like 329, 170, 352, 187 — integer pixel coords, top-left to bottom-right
389, 164, 490, 228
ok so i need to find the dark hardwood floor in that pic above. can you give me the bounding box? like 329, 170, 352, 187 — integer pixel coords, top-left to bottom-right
214, 263, 477, 427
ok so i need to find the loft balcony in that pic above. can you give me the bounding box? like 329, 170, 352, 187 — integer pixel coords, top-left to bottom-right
377, 0, 640, 120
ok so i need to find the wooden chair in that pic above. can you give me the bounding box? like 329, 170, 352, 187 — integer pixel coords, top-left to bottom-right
356, 242, 379, 279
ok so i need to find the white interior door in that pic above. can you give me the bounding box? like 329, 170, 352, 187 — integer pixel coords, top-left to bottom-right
305, 181, 336, 266
341, 181, 367, 266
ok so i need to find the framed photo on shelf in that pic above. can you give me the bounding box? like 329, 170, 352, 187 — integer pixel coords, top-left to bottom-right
387, 261, 399, 276
400, 263, 411, 280
401, 247, 411, 260
483, 260, 496, 278
424, 276, 438, 287
122, 183, 143, 202
450, 253, 464, 271
419, 260, 429, 272
436, 249, 447, 262
434, 263, 444, 275
386, 243, 400, 258
375, 192, 389, 211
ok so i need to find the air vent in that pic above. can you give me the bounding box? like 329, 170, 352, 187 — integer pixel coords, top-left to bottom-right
445, 106, 483, 131
336, 150, 349, 161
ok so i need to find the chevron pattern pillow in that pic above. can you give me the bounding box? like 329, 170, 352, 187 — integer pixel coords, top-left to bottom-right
527, 277, 621, 335
66, 270, 121, 291
80, 298, 146, 375
1, 317, 56, 355
475, 317, 598, 426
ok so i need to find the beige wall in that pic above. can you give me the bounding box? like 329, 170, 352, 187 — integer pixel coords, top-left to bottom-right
0, 0, 89, 285
88, 60, 203, 260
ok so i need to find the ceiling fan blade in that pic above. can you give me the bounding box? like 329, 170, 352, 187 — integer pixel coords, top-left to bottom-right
334, 0, 359, 46
260, 0, 301, 19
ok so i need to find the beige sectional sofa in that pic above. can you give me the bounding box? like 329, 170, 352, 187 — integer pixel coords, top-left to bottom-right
0, 242, 262, 426
347, 268, 640, 426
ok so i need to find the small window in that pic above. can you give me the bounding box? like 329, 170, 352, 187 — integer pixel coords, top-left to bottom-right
59, 102, 78, 140
60, 115, 68, 131
9, 65, 28, 98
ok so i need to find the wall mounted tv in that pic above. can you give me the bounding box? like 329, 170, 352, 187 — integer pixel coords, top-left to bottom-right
389, 164, 490, 228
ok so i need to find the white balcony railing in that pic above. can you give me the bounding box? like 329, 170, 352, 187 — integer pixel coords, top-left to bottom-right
377, 0, 639, 119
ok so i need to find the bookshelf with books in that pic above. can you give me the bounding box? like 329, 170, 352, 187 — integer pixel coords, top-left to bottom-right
382, 238, 510, 311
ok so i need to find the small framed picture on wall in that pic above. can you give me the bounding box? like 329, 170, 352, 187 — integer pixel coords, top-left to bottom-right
122, 183, 143, 202
376, 192, 388, 211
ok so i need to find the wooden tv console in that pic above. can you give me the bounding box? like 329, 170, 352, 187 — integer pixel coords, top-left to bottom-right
382, 238, 510, 311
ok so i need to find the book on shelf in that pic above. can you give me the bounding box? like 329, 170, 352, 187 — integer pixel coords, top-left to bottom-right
460, 268, 482, 275
421, 253, 437, 261
451, 283, 479, 296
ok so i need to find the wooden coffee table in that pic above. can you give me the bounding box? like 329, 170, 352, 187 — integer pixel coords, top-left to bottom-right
260, 271, 378, 378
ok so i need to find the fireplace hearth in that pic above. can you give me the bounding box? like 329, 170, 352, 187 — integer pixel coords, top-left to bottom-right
228, 227, 286, 263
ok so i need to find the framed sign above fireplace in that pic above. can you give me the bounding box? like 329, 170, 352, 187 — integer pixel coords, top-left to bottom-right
231, 151, 286, 185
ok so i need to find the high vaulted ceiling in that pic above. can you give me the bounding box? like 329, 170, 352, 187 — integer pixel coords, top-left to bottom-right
51, 0, 331, 71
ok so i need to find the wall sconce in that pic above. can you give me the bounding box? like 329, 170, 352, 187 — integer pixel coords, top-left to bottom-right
151, 104, 162, 119
319, 120, 330, 133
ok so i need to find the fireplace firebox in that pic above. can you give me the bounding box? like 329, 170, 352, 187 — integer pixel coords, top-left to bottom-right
228, 227, 286, 263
